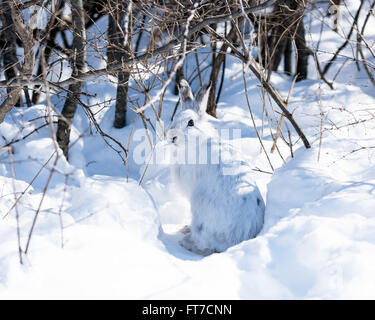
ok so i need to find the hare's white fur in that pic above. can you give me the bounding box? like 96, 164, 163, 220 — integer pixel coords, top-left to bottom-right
168, 80, 265, 255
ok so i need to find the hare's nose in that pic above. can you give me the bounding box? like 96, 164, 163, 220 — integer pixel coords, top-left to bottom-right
172, 136, 177, 143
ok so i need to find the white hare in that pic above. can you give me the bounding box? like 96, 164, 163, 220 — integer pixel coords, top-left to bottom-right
167, 79, 265, 255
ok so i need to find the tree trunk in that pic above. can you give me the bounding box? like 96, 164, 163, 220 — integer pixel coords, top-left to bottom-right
174, 64, 185, 95
267, 0, 308, 80
270, 33, 288, 72
56, 0, 86, 159
108, 1, 131, 128
0, 1, 19, 103
295, 18, 308, 81
114, 70, 130, 128
206, 22, 238, 117
284, 38, 292, 75
0, 0, 35, 123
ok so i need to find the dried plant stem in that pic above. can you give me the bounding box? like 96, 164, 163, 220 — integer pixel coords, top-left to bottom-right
271, 74, 298, 153
242, 64, 274, 172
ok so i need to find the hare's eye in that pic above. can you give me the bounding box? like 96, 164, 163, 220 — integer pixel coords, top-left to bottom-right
187, 119, 194, 127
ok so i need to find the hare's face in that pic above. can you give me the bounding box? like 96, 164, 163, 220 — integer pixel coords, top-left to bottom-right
168, 109, 200, 146
168, 80, 212, 147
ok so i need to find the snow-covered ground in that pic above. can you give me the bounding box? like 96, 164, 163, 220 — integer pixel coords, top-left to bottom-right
1, 0, 375, 299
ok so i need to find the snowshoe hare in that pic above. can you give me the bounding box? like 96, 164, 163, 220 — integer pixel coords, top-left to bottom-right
167, 79, 265, 255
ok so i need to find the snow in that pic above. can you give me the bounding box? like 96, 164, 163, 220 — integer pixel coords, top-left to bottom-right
1, 0, 375, 299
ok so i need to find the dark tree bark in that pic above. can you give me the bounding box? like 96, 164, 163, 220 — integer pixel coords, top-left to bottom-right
108, 0, 131, 128
206, 22, 238, 117
269, 23, 289, 73
266, 0, 308, 80
0, 2, 17, 89
114, 70, 130, 128
284, 38, 292, 75
56, 0, 86, 159
174, 64, 185, 95
0, 0, 35, 123
0, 1, 19, 102
295, 18, 308, 81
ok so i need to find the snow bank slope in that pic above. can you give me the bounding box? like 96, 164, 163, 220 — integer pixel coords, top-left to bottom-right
0, 171, 169, 299
253, 146, 375, 299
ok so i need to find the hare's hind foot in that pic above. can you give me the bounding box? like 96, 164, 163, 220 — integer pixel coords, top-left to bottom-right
179, 225, 191, 235
179, 233, 194, 251
179, 233, 215, 256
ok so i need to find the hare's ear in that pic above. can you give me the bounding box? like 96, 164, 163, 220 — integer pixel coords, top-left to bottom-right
195, 81, 211, 115
178, 79, 194, 110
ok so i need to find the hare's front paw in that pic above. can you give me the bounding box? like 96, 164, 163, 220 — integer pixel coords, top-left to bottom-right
179, 225, 191, 235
